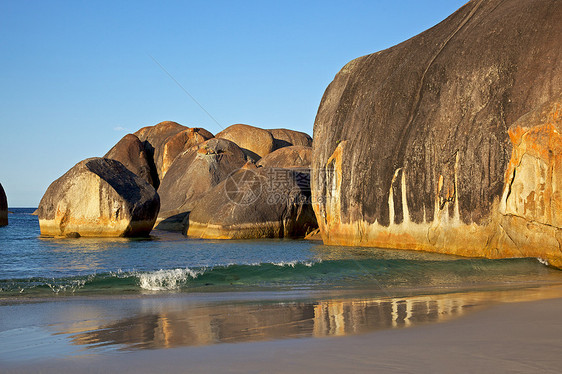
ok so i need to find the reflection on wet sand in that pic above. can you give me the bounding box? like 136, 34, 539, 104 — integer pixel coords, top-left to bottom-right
65, 286, 562, 351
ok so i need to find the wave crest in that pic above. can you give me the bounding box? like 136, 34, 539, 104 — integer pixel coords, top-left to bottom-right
138, 268, 203, 291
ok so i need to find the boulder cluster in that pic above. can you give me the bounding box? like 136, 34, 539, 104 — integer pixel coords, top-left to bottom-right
37, 122, 316, 238
35, 0, 562, 267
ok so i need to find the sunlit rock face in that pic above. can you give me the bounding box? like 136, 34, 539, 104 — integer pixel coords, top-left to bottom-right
267, 128, 313, 150
158, 127, 214, 179
257, 146, 313, 169
156, 138, 247, 231
107, 123, 214, 187
134, 121, 187, 187
216, 124, 275, 161
0, 183, 7, 226
312, 0, 562, 266
497, 96, 562, 265
37, 158, 160, 237
134, 121, 213, 187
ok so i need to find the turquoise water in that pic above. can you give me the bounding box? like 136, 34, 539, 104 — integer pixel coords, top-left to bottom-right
2, 208, 562, 299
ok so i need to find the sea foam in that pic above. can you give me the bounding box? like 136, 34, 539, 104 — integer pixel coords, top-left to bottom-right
138, 268, 203, 291
272, 260, 320, 268
537, 258, 550, 266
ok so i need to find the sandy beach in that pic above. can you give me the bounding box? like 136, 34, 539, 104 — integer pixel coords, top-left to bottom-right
2, 287, 562, 374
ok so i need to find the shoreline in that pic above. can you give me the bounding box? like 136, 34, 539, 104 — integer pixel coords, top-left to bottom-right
2, 279, 562, 304
2, 285, 562, 373
4, 296, 562, 373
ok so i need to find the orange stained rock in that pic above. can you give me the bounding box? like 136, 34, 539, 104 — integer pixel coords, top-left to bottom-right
314, 100, 562, 268
502, 101, 562, 229
320, 141, 346, 230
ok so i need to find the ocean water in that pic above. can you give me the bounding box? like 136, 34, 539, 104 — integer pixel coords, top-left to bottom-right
2, 208, 562, 358
2, 208, 562, 299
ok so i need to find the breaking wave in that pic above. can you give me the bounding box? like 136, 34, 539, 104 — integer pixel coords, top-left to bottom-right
0, 257, 557, 297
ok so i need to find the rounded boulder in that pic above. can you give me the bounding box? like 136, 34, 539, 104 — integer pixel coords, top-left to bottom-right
257, 146, 312, 168
311, 0, 562, 266
104, 133, 156, 187
134, 121, 188, 186
268, 128, 312, 150
37, 158, 160, 237
186, 167, 317, 239
216, 124, 275, 160
159, 127, 214, 179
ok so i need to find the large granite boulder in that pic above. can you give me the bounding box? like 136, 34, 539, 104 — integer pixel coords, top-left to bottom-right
104, 134, 156, 187
186, 166, 317, 239
257, 146, 312, 168
312, 0, 562, 266
155, 138, 247, 231
134, 121, 188, 186
159, 127, 214, 179
0, 183, 7, 226
216, 124, 275, 160
37, 158, 160, 237
268, 129, 312, 150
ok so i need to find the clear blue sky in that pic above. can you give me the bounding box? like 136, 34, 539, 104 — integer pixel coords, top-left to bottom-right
0, 0, 466, 207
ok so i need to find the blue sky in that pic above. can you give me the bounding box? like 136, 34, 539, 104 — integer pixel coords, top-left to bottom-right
0, 0, 466, 207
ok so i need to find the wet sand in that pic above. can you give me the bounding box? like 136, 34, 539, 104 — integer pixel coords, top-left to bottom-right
2, 287, 562, 373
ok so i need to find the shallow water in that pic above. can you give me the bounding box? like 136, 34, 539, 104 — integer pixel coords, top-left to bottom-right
2, 208, 562, 298
2, 286, 562, 362
1, 208, 562, 360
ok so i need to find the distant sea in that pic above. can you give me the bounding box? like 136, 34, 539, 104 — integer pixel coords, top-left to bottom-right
1, 208, 562, 357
